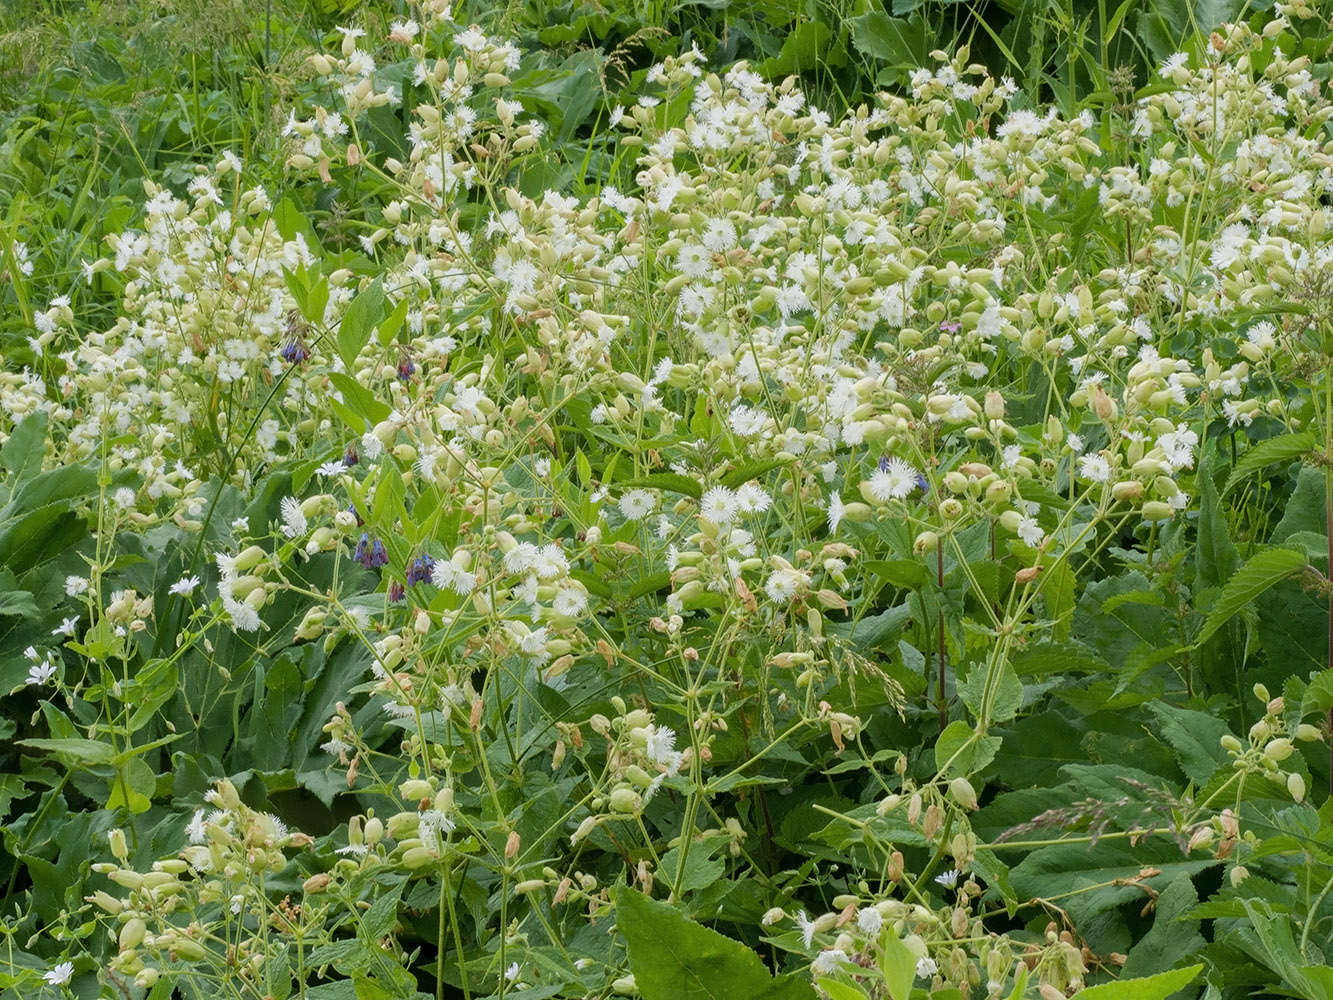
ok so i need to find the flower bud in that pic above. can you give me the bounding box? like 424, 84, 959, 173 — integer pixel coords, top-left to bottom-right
1287, 772, 1306, 803
949, 777, 979, 811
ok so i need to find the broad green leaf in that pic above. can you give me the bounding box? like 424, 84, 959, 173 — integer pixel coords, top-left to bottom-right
617, 473, 703, 500
1120, 874, 1204, 979
935, 720, 1001, 776
657, 842, 726, 895
615, 888, 815, 1000
105, 756, 156, 814
719, 459, 787, 490
0, 411, 47, 488
1223, 432, 1313, 496
376, 295, 410, 347
1272, 467, 1326, 542
1301, 670, 1333, 719
1076, 964, 1202, 999
328, 371, 391, 426
1196, 547, 1308, 646
880, 927, 916, 1000
815, 980, 870, 1000
957, 662, 1023, 724
336, 279, 385, 370
18, 738, 116, 766
863, 559, 931, 591
1146, 703, 1231, 785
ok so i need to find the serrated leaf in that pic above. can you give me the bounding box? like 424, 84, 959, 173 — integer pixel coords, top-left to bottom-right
1120, 874, 1204, 979
1196, 546, 1308, 646
617, 473, 703, 500
1146, 702, 1232, 785
1223, 432, 1313, 496
719, 459, 786, 490
1076, 964, 1202, 999
628, 571, 671, 600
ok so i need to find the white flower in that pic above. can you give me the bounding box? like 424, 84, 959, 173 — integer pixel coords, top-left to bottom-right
699, 486, 739, 525
811, 949, 850, 975
26, 661, 56, 686
934, 868, 961, 889
856, 906, 882, 935
1078, 454, 1112, 482
280, 496, 308, 538
224, 597, 261, 633
618, 489, 657, 521
795, 910, 817, 948
64, 575, 89, 597
826, 491, 845, 534
552, 584, 588, 617
186, 808, 208, 844
916, 956, 938, 979
43, 961, 74, 986
505, 962, 521, 981
645, 726, 680, 770
1017, 516, 1044, 547
170, 575, 201, 597
51, 616, 79, 637
360, 431, 384, 460
866, 458, 920, 502
734, 483, 771, 514
764, 569, 808, 605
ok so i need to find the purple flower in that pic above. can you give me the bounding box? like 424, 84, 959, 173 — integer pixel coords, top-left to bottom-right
344, 442, 360, 467
397, 357, 416, 382
406, 552, 436, 585
388, 580, 406, 603
280, 338, 310, 364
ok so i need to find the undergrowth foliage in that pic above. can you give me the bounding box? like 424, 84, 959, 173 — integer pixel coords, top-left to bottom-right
3, 3, 1333, 999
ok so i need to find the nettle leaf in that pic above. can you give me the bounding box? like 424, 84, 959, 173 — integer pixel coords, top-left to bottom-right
616, 888, 815, 1000
1078, 964, 1203, 999
1196, 547, 1308, 646
1146, 702, 1232, 786
1120, 874, 1205, 979
1223, 431, 1313, 496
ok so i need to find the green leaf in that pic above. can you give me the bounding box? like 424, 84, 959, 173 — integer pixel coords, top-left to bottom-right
337, 279, 385, 370
935, 720, 1001, 776
1146, 703, 1232, 786
615, 888, 815, 1000
1301, 670, 1333, 719
1197, 454, 1239, 592
327, 372, 391, 427
1120, 874, 1205, 979
719, 459, 787, 490
1223, 432, 1313, 496
880, 927, 916, 1000
617, 473, 703, 500
815, 980, 870, 1000
17, 738, 116, 766
376, 296, 410, 348
1075, 964, 1202, 999
1195, 547, 1308, 646
105, 756, 156, 814
848, 11, 925, 66
0, 411, 47, 489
